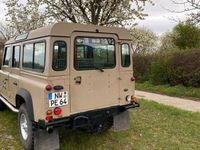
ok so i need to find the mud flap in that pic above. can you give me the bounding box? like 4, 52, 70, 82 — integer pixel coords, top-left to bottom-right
34, 129, 60, 150
113, 110, 130, 132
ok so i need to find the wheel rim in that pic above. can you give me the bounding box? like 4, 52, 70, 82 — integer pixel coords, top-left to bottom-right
20, 113, 28, 140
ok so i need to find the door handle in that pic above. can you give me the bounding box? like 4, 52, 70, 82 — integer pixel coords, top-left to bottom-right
13, 82, 18, 86
74, 76, 82, 84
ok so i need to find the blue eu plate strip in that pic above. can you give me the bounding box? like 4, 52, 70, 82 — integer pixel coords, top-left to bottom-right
48, 93, 52, 100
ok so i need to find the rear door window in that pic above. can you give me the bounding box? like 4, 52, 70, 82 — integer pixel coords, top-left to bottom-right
121, 43, 131, 67
74, 37, 115, 70
52, 41, 67, 71
3, 47, 11, 66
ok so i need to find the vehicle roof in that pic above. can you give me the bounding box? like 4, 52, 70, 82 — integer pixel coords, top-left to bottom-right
6, 22, 132, 45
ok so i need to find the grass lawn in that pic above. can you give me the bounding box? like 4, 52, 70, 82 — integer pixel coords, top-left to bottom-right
0, 100, 200, 150
136, 81, 200, 101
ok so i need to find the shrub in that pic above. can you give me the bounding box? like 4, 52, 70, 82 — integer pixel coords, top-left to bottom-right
168, 49, 200, 87
133, 54, 153, 82
141, 49, 200, 87
150, 56, 169, 85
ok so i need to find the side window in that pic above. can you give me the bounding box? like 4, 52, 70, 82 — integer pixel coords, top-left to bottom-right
12, 46, 21, 68
52, 41, 67, 71
23, 42, 45, 73
3, 47, 11, 66
34, 42, 45, 72
121, 43, 131, 67
23, 44, 34, 69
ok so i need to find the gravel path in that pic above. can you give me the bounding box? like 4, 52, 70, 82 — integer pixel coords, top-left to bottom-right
135, 90, 200, 112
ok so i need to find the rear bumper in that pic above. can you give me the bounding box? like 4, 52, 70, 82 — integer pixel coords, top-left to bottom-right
37, 102, 140, 129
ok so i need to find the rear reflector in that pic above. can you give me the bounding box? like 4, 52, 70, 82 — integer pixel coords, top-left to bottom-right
46, 116, 53, 121
54, 107, 62, 115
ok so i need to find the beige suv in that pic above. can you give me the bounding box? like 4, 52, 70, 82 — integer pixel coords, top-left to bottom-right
0, 22, 139, 150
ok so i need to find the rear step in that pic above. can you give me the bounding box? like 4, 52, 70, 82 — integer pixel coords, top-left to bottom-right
0, 95, 19, 113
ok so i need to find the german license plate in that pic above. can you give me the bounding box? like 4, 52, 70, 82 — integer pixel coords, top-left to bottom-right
48, 91, 68, 108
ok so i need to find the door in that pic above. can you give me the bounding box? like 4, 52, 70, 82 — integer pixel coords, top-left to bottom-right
49, 37, 71, 116
119, 42, 134, 105
9, 45, 21, 105
0, 46, 11, 100
70, 32, 120, 114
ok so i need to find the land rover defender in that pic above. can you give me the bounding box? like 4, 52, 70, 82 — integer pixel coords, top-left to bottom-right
0, 22, 139, 150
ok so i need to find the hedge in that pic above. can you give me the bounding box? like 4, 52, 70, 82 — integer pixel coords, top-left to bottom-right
133, 49, 200, 87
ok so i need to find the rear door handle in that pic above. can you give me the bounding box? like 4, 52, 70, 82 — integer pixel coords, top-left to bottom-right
74, 76, 82, 84
13, 82, 18, 86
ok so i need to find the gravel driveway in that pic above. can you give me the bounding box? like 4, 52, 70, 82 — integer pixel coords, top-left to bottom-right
136, 90, 200, 112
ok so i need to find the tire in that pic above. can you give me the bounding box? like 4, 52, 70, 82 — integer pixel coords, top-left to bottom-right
18, 104, 35, 150
0, 100, 6, 111
79, 116, 113, 134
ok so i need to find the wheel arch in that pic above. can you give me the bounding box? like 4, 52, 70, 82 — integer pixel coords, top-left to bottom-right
16, 88, 34, 121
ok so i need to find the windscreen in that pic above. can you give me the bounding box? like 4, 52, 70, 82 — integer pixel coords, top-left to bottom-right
74, 37, 115, 70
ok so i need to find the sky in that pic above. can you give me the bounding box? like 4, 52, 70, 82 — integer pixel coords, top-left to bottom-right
0, 0, 191, 36
137, 0, 189, 36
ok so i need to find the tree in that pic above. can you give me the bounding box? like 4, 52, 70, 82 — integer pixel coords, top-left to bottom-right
5, 0, 47, 33
42, 0, 154, 27
0, 22, 16, 40
130, 28, 158, 54
159, 32, 177, 52
171, 0, 200, 25
172, 23, 200, 49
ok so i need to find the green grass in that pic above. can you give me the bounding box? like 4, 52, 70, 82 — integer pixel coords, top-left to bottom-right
0, 100, 200, 149
136, 81, 200, 101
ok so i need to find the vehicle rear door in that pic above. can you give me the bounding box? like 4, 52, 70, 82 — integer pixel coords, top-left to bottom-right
48, 37, 71, 116
119, 41, 134, 105
70, 32, 120, 114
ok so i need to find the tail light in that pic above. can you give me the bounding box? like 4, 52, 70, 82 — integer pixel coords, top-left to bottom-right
46, 110, 52, 115
131, 96, 137, 103
46, 116, 53, 121
131, 77, 136, 81
126, 95, 137, 104
46, 85, 52, 91
54, 107, 62, 115
126, 95, 132, 102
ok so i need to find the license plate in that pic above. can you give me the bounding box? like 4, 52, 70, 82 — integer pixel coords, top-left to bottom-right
48, 91, 68, 108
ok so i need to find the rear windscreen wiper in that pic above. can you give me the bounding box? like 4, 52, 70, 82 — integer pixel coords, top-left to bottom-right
94, 66, 104, 72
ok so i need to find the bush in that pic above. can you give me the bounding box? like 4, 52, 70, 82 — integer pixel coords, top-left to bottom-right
150, 58, 169, 85
133, 54, 153, 82
168, 49, 200, 87
136, 49, 200, 87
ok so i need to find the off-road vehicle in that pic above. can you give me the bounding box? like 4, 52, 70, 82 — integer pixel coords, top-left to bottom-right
0, 22, 139, 150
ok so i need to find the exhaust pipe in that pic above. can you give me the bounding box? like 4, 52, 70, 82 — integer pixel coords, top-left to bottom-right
46, 127, 53, 134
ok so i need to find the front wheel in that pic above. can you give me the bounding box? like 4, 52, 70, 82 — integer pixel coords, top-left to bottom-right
18, 104, 35, 150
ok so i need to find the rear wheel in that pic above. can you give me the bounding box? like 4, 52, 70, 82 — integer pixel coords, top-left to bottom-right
79, 116, 113, 134
0, 100, 6, 111
18, 104, 35, 150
